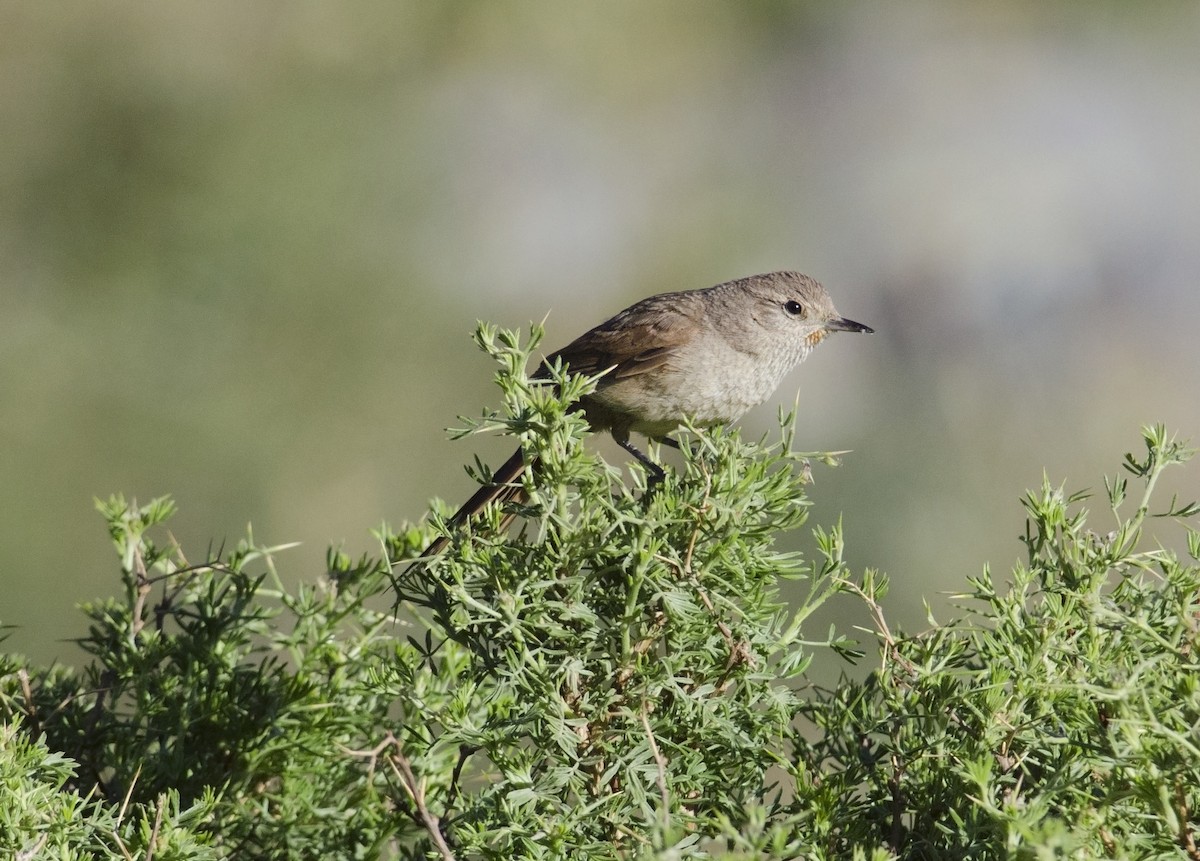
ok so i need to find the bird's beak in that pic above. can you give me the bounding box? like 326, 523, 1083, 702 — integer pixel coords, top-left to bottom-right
826, 316, 874, 334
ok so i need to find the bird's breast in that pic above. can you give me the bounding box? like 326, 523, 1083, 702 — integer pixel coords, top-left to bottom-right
592, 335, 813, 432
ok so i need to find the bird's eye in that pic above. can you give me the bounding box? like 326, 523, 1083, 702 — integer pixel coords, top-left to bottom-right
784, 300, 804, 316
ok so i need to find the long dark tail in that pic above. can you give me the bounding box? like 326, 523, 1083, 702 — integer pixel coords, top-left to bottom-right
421, 446, 533, 558
392, 445, 535, 625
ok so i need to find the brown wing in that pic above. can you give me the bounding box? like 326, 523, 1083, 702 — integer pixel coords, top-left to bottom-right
538, 291, 701, 381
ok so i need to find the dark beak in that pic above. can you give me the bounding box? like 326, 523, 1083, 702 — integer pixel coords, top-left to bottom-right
826, 316, 874, 334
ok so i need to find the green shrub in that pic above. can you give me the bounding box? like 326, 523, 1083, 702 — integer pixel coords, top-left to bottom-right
790, 424, 1200, 859
1, 326, 1196, 860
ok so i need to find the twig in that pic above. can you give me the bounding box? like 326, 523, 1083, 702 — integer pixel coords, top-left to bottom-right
691, 585, 736, 652
17, 669, 38, 737
639, 707, 670, 827
1176, 780, 1200, 860
837, 575, 917, 677
382, 733, 457, 861
85, 668, 118, 790
107, 768, 140, 860
15, 835, 48, 861
144, 796, 164, 861
888, 745, 905, 854
116, 765, 143, 825
445, 744, 478, 815
130, 545, 152, 639
341, 734, 396, 783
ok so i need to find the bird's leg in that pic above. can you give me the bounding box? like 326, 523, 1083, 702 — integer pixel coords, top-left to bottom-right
613, 433, 666, 488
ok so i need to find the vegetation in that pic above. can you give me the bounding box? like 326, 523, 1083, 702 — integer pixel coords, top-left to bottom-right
2, 326, 1197, 859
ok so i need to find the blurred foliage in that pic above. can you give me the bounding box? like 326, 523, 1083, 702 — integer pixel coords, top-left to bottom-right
1, 328, 1197, 858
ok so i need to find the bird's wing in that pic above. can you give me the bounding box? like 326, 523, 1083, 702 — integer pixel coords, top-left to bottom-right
540, 293, 699, 381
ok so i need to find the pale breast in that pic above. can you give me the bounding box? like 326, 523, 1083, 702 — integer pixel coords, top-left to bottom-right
593, 333, 814, 434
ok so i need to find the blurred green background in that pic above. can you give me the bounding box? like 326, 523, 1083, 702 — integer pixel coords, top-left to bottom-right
3, 2, 1198, 666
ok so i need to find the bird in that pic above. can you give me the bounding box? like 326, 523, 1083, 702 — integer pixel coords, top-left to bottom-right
421, 271, 873, 559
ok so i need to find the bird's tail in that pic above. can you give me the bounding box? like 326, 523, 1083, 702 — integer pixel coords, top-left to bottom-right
420, 445, 533, 559
391, 445, 535, 636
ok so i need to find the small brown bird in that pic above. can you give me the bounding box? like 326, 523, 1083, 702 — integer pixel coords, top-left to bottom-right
423, 271, 872, 557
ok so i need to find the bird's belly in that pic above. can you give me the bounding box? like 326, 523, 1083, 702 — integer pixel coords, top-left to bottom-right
594, 348, 797, 434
